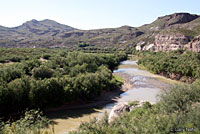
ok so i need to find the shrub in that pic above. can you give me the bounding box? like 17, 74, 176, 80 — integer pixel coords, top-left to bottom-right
78, 43, 89, 48
10, 56, 22, 62
8, 77, 31, 112
29, 78, 64, 108
0, 77, 31, 117
0, 64, 23, 83
70, 82, 200, 134
32, 66, 54, 80
42, 54, 51, 60
1, 110, 50, 134
159, 84, 199, 113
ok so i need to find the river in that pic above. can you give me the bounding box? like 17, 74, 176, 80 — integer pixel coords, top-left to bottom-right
47, 59, 178, 134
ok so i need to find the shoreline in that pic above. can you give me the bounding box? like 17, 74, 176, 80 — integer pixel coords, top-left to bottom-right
45, 72, 134, 114
43, 71, 135, 134
137, 60, 195, 84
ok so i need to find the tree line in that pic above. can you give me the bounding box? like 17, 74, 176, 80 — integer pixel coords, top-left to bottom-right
137, 50, 200, 83
0, 48, 127, 119
2, 78, 200, 134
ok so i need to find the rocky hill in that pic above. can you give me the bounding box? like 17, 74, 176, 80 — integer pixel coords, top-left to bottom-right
136, 13, 200, 52
0, 13, 200, 52
0, 19, 77, 48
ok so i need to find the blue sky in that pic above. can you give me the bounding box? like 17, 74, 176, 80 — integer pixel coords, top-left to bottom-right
0, 0, 200, 30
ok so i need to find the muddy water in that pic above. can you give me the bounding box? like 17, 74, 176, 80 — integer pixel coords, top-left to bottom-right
48, 60, 177, 134
114, 60, 174, 103
47, 108, 102, 134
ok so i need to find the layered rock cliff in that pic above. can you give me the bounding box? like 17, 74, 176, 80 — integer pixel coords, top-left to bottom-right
154, 34, 191, 52
134, 13, 200, 52
150, 34, 200, 52
185, 35, 200, 52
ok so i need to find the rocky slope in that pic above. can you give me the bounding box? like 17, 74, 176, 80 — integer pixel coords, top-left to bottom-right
0, 22, 143, 48
185, 35, 200, 52
0, 19, 77, 48
136, 13, 200, 52
0, 13, 200, 51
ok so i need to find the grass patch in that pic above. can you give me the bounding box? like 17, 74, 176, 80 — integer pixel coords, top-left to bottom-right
128, 55, 138, 60
177, 28, 197, 37
137, 64, 148, 71
113, 75, 124, 83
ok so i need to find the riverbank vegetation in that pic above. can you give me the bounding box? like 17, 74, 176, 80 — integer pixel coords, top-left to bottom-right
0, 48, 127, 121
2, 80, 200, 134
69, 80, 200, 134
0, 110, 51, 134
137, 50, 200, 83
1, 48, 200, 134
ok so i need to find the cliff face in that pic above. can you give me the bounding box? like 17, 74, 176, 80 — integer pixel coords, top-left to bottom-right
185, 35, 200, 52
153, 34, 200, 52
154, 34, 190, 52
136, 13, 200, 52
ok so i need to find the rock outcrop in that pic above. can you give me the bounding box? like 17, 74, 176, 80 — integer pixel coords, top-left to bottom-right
143, 43, 155, 51
154, 33, 190, 52
108, 101, 153, 123
157, 13, 199, 27
185, 35, 200, 52
136, 41, 145, 51
108, 102, 129, 123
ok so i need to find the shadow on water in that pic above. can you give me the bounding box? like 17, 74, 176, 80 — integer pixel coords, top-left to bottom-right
46, 107, 98, 119
45, 100, 118, 128
44, 88, 123, 121
46, 108, 100, 125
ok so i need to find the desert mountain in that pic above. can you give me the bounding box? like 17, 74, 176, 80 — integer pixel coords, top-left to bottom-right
0, 13, 200, 51
0, 19, 76, 47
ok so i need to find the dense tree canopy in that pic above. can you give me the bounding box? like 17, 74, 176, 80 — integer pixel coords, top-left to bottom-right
137, 50, 200, 83
0, 48, 127, 119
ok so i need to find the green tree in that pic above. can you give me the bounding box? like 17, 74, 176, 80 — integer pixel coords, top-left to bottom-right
32, 66, 54, 80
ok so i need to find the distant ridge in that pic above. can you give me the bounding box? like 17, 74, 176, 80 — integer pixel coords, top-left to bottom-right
0, 12, 200, 50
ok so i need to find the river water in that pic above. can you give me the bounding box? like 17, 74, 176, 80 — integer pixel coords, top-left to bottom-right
48, 60, 178, 134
